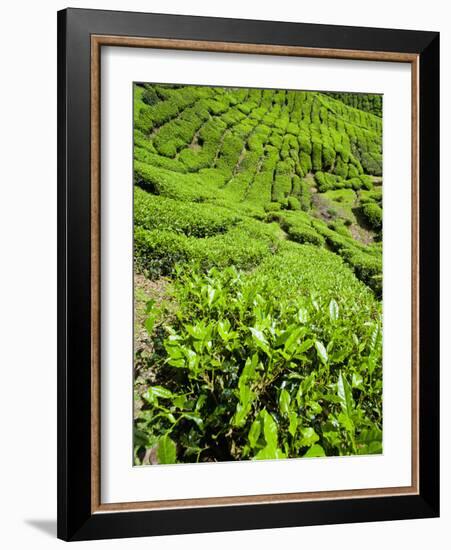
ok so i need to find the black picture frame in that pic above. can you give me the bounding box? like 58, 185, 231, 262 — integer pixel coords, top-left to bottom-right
57, 7, 439, 541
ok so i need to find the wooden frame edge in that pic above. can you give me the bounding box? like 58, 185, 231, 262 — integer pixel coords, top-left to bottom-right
90, 34, 420, 515
91, 34, 418, 62
91, 34, 101, 513
95, 484, 418, 513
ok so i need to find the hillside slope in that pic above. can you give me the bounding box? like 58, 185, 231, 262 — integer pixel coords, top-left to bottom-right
134, 83, 382, 295
133, 84, 383, 464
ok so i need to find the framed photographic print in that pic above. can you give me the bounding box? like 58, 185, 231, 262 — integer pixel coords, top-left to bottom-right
57, 8, 440, 541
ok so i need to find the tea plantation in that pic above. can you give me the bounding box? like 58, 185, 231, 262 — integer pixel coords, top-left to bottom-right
133, 83, 383, 465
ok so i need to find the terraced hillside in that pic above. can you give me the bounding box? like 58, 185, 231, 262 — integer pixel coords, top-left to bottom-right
133, 83, 383, 465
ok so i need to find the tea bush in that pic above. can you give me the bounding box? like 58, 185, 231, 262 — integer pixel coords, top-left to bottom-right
134, 219, 281, 278
324, 92, 383, 117
133, 83, 384, 464
135, 260, 382, 463
134, 187, 240, 237
361, 203, 383, 230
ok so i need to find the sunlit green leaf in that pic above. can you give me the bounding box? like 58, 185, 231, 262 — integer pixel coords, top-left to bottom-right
297, 338, 314, 354
329, 299, 339, 321
307, 400, 322, 415
337, 371, 354, 416
254, 446, 285, 460
352, 372, 364, 389
303, 444, 325, 458
156, 435, 177, 464
145, 314, 156, 334
284, 327, 303, 352
261, 409, 278, 449
315, 340, 328, 365
145, 299, 156, 314
288, 412, 298, 437
279, 389, 291, 415
298, 427, 319, 447
297, 307, 308, 323
217, 319, 231, 340
249, 327, 269, 350
248, 419, 261, 448
144, 386, 173, 400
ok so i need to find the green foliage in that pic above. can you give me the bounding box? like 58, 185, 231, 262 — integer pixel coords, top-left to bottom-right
142, 86, 160, 106
329, 219, 352, 237
314, 171, 344, 192
264, 202, 282, 213
134, 218, 281, 279
135, 264, 382, 463
133, 83, 384, 464
361, 203, 383, 230
311, 223, 382, 296
324, 92, 383, 117
134, 187, 239, 237
287, 196, 301, 210
360, 188, 382, 205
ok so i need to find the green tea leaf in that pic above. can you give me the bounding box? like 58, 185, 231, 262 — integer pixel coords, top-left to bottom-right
297, 338, 314, 354
357, 427, 382, 455
315, 340, 328, 365
239, 383, 253, 407
369, 322, 381, 352
284, 327, 303, 353
279, 389, 291, 416
297, 307, 308, 323
195, 394, 207, 411
295, 372, 316, 406
164, 342, 185, 368
303, 444, 326, 458
329, 299, 339, 321
207, 285, 216, 305
145, 299, 156, 314
311, 296, 320, 311
217, 319, 231, 340
261, 409, 278, 449
323, 428, 341, 448
144, 385, 173, 400
156, 435, 177, 464
248, 419, 261, 448
298, 427, 319, 447
254, 446, 285, 460
239, 355, 258, 386
249, 327, 269, 352
145, 314, 156, 334
351, 372, 364, 389
233, 403, 248, 427
307, 400, 322, 415
233, 383, 255, 428
337, 371, 354, 416
181, 412, 204, 428
186, 323, 208, 340
173, 395, 187, 409
288, 411, 298, 437
338, 412, 355, 434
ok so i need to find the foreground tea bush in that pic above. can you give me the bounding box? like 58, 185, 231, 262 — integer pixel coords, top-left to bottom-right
135, 257, 382, 464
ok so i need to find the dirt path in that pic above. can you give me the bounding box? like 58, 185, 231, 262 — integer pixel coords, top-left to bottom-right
134, 272, 169, 368
311, 192, 335, 222
310, 184, 376, 245
348, 223, 374, 245
133, 272, 173, 419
